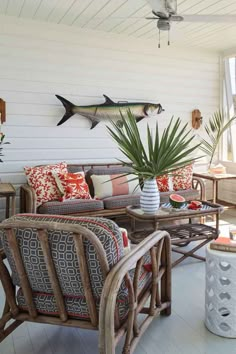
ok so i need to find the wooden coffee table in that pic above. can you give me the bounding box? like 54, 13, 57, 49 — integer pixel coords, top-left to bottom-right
126, 201, 224, 267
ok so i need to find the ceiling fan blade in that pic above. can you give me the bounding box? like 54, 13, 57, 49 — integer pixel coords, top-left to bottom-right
170, 15, 184, 22
183, 14, 236, 23
146, 17, 159, 20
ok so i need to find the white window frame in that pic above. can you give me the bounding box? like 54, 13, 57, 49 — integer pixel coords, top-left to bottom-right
220, 50, 236, 165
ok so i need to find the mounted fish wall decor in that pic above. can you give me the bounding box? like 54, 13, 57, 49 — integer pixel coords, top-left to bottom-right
56, 94, 164, 129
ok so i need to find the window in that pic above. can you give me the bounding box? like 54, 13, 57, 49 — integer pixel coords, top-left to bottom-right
222, 56, 236, 162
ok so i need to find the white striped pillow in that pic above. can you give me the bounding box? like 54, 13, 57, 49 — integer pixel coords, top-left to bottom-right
90, 174, 141, 199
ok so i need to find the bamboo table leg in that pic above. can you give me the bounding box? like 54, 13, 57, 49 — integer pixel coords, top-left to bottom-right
5, 196, 10, 218
212, 180, 217, 204
11, 195, 16, 216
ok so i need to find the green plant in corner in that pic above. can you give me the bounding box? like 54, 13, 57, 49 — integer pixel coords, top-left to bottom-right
199, 110, 236, 168
107, 109, 202, 183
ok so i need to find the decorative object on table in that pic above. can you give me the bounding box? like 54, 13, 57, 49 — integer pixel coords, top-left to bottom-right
107, 109, 201, 214
187, 200, 202, 210
169, 194, 186, 208
210, 237, 236, 253
192, 109, 203, 129
208, 163, 226, 174
0, 99, 6, 124
56, 94, 164, 129
205, 244, 236, 338
199, 110, 236, 169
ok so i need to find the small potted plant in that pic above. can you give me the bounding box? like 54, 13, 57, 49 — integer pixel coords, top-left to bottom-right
199, 110, 236, 172
107, 110, 201, 214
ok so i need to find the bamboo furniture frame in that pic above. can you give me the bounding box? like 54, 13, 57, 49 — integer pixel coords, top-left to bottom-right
20, 162, 206, 218
126, 201, 224, 267
0, 220, 171, 354
0, 183, 16, 218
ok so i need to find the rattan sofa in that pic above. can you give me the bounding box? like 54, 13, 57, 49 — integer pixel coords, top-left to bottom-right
0, 214, 171, 354
20, 162, 206, 218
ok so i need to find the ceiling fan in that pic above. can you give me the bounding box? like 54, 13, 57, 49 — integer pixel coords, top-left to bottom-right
145, 0, 236, 47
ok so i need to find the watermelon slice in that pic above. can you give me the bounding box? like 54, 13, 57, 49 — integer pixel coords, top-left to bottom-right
169, 194, 186, 208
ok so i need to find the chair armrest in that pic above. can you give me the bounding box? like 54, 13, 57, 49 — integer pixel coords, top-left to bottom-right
99, 230, 171, 354
192, 176, 206, 201
20, 184, 37, 213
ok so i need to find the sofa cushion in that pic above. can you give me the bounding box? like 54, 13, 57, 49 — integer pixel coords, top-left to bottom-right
173, 164, 193, 191
54, 172, 91, 201
86, 166, 132, 197
24, 162, 68, 207
91, 174, 140, 199
103, 194, 140, 209
38, 198, 103, 215
160, 188, 199, 203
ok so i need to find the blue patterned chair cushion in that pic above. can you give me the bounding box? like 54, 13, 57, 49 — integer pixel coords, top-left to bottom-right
1, 214, 124, 298
16, 265, 151, 321
1, 214, 152, 322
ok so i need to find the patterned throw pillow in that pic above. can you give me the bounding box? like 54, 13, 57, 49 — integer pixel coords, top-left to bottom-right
54, 172, 91, 201
24, 162, 68, 207
173, 164, 193, 191
156, 175, 173, 192
90, 174, 140, 199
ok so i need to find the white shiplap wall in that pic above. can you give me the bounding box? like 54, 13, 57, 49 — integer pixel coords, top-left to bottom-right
0, 15, 220, 219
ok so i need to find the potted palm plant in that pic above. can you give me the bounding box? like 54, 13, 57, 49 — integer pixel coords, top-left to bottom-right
199, 110, 236, 171
107, 110, 201, 214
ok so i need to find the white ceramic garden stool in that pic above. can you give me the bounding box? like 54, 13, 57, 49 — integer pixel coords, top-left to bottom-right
205, 244, 236, 337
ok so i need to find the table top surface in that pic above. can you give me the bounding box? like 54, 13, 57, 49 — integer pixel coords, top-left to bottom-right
0, 183, 16, 195
126, 201, 223, 221
193, 172, 236, 180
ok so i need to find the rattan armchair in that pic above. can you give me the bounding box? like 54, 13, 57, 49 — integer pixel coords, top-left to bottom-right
0, 214, 171, 354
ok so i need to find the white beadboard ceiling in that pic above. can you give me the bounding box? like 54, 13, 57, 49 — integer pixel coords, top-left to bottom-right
1, 0, 236, 51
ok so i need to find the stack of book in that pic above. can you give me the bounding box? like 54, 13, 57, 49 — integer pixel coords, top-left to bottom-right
210, 237, 236, 253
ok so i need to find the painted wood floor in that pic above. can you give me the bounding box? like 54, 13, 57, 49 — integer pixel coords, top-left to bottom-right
1, 210, 236, 354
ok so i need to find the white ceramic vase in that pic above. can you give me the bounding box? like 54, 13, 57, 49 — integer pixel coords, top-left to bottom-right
140, 178, 160, 214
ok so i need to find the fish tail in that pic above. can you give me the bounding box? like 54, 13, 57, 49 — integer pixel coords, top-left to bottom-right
56, 95, 75, 126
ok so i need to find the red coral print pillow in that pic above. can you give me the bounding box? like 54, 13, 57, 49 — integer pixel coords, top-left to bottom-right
24, 162, 68, 207
156, 175, 169, 192
55, 172, 91, 201
156, 174, 172, 192
173, 164, 193, 191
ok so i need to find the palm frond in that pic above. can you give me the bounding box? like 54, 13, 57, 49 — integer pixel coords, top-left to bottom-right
199, 110, 236, 166
107, 109, 201, 180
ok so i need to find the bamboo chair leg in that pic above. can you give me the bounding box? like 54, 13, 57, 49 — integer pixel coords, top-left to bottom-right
161, 238, 171, 316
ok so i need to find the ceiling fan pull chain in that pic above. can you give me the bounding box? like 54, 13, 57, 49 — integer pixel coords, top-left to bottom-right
158, 29, 161, 48
168, 28, 170, 46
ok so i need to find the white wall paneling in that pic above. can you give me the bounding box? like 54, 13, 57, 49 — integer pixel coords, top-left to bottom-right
0, 15, 220, 219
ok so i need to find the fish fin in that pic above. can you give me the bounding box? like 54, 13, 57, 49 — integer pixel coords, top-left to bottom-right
90, 120, 100, 129
56, 94, 75, 126
103, 94, 115, 105
136, 116, 145, 123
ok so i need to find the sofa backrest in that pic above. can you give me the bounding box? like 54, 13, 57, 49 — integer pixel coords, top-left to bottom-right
1, 214, 125, 299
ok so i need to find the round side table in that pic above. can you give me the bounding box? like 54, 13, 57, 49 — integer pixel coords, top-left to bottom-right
205, 244, 236, 337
